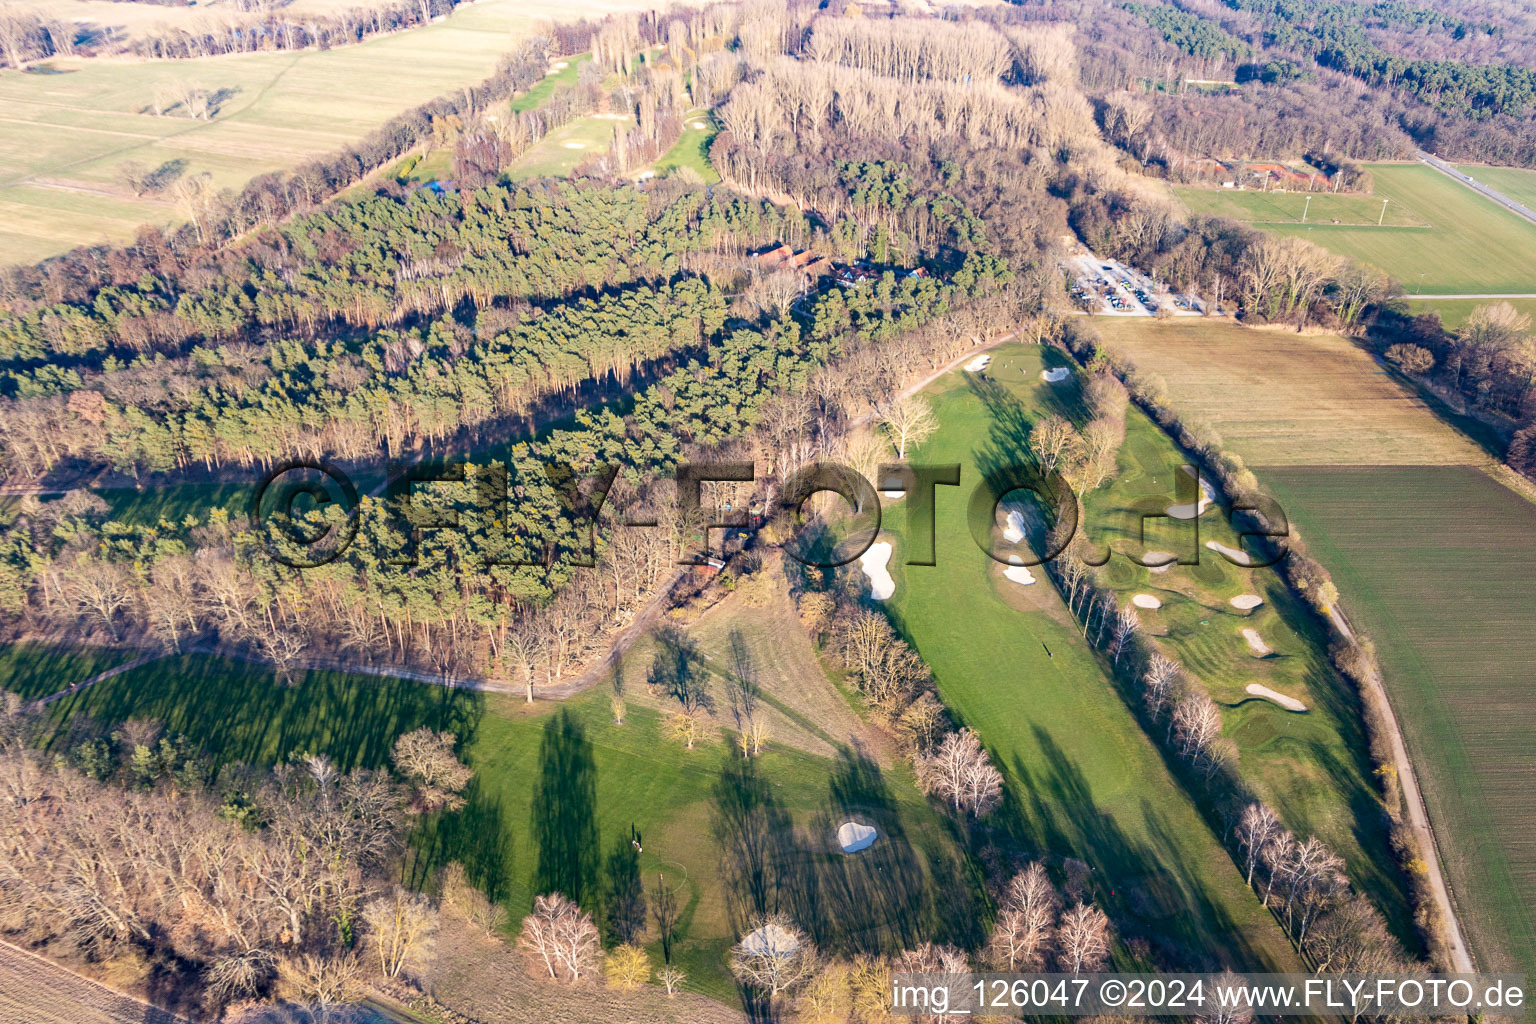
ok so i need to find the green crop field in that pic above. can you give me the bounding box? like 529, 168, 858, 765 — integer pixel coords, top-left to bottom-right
31, 649, 977, 1003
879, 343, 1303, 971
1172, 164, 1536, 294
1404, 296, 1536, 331
1456, 163, 1536, 212
0, 0, 653, 265
1261, 466, 1536, 987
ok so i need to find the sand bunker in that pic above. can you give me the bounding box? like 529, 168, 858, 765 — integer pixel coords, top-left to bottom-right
552, 61, 569, 69
1205, 540, 1253, 566
562, 141, 586, 149
741, 922, 802, 956
1167, 470, 1217, 520
1131, 593, 1162, 609
860, 542, 895, 601
1001, 506, 1026, 543
690, 120, 708, 129
881, 490, 904, 500
1242, 628, 1271, 656
1142, 550, 1176, 574
837, 821, 877, 853
964, 354, 992, 372
1004, 555, 1036, 585
1041, 367, 1071, 383
1230, 594, 1263, 610
1246, 683, 1307, 712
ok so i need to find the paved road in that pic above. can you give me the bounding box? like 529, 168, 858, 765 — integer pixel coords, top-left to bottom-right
1417, 149, 1536, 228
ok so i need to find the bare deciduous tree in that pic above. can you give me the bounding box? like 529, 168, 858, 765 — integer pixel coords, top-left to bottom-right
918, 728, 1002, 818
1056, 902, 1111, 973
879, 395, 938, 460
730, 914, 818, 1000
390, 728, 473, 811
363, 886, 437, 980
517, 892, 601, 983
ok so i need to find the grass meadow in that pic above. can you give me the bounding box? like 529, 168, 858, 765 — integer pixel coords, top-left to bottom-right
1261, 466, 1536, 986
878, 343, 1302, 972
27, 641, 978, 1004
1090, 319, 1485, 467
1172, 164, 1536, 294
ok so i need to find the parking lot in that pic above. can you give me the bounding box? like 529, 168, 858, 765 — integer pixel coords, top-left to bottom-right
1063, 253, 1206, 317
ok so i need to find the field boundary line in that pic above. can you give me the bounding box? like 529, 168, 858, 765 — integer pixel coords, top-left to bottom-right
1325, 606, 1475, 973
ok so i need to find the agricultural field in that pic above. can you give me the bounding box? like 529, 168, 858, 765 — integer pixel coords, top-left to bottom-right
1404, 297, 1536, 332
877, 343, 1304, 971
30, 612, 978, 1004
1455, 163, 1536, 212
1171, 164, 1536, 294
1261, 466, 1536, 986
0, 0, 653, 264
1089, 319, 1485, 467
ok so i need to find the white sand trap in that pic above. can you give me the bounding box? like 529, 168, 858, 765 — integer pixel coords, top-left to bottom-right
881, 490, 904, 500
1242, 628, 1271, 656
1230, 594, 1264, 610
592, 113, 628, 120
690, 120, 708, 129
741, 922, 802, 956
964, 354, 992, 372
1131, 593, 1162, 609
1205, 540, 1252, 566
552, 61, 569, 69
1166, 470, 1217, 520
1001, 506, 1026, 543
1246, 683, 1307, 712
837, 820, 877, 853
562, 141, 586, 149
1041, 367, 1071, 383
1004, 555, 1036, 585
860, 542, 895, 601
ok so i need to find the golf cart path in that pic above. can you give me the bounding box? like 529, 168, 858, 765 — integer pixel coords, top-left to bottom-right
1327, 604, 1475, 973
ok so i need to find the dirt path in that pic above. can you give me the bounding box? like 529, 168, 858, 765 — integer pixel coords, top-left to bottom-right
35, 650, 169, 706
0, 939, 189, 1024
1326, 605, 1475, 972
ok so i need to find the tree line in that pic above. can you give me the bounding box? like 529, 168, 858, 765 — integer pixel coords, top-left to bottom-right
0, 694, 473, 1017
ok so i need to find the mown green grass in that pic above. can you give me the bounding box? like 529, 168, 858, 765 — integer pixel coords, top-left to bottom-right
879, 343, 1300, 971
1173, 164, 1536, 294
1173, 186, 1425, 227
1069, 377, 1412, 943
32, 650, 976, 1003
650, 110, 719, 183
0, 642, 139, 700
1260, 465, 1536, 987
508, 113, 634, 180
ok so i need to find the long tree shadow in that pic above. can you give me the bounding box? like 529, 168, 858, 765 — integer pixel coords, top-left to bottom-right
709, 753, 805, 934
410, 777, 515, 903
532, 709, 600, 907
813, 746, 983, 954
